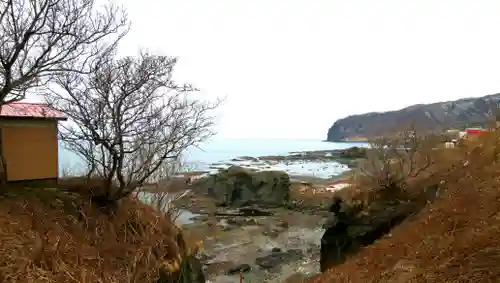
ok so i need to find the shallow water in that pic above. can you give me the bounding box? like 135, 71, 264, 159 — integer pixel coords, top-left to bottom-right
184, 139, 366, 164
208, 158, 350, 179
136, 191, 200, 225
185, 139, 366, 178
58, 139, 368, 177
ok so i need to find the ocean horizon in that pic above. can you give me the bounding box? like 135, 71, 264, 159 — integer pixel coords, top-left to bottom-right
59, 138, 368, 177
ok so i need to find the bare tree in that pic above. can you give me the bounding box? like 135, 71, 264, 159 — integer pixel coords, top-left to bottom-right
0, 0, 129, 104
0, 0, 128, 184
359, 128, 438, 201
47, 52, 220, 206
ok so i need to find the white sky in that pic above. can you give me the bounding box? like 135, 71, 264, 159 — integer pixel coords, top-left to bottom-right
50, 1, 500, 139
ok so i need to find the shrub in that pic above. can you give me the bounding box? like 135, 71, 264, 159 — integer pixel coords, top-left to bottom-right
356, 128, 442, 204
308, 128, 500, 283
0, 184, 203, 283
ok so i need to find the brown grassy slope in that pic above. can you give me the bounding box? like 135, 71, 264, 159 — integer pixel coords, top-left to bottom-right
0, 186, 193, 283
309, 133, 500, 283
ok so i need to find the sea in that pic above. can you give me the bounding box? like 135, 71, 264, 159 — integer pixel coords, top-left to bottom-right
59, 138, 368, 179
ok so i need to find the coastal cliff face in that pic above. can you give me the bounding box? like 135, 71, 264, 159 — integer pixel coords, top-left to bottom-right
326, 93, 500, 142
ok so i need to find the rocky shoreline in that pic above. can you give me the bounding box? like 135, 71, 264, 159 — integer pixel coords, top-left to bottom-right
169, 163, 338, 282
203, 146, 368, 180
153, 146, 371, 282
258, 146, 367, 167
140, 141, 492, 283
186, 209, 324, 282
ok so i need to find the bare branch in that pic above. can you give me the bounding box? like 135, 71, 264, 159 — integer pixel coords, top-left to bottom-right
0, 0, 129, 104
135, 157, 194, 223
47, 52, 220, 203
359, 127, 438, 201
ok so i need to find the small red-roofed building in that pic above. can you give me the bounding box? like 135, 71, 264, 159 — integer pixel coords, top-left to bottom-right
465, 127, 488, 135
0, 102, 67, 184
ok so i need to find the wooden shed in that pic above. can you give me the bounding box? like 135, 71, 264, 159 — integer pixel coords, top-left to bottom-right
0, 102, 67, 184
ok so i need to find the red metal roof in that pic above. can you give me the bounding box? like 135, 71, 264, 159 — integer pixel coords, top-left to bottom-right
0, 102, 67, 120
466, 128, 488, 135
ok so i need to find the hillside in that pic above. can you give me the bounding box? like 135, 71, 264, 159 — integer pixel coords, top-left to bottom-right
0, 183, 204, 283
310, 130, 500, 283
327, 93, 500, 142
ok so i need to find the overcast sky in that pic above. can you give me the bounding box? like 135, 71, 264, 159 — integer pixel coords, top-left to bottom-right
95, 1, 500, 139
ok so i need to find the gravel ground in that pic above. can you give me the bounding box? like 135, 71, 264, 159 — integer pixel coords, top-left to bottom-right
182, 208, 325, 283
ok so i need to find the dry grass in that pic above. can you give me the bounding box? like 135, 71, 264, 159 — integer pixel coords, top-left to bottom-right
309, 131, 500, 283
0, 183, 197, 283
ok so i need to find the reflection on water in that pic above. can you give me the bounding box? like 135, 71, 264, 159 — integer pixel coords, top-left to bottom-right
175, 209, 199, 225
136, 191, 199, 225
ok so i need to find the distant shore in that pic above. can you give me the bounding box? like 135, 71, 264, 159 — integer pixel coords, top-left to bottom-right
323, 139, 368, 143
169, 147, 367, 189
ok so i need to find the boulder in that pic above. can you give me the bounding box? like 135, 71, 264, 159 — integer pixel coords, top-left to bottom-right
226, 263, 252, 275
238, 207, 273, 216
271, 247, 282, 253
255, 249, 304, 271
338, 146, 367, 159
226, 217, 258, 226
204, 166, 291, 207
203, 261, 234, 276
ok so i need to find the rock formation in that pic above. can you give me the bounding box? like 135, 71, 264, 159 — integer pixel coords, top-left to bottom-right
201, 166, 291, 207
327, 93, 500, 141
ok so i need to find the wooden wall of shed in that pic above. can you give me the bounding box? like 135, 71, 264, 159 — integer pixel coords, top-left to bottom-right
0, 119, 59, 181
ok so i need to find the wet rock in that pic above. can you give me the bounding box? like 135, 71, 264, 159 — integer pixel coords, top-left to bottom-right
226, 217, 244, 226
286, 249, 304, 260
226, 217, 259, 226
255, 249, 304, 271
320, 215, 337, 229
255, 256, 275, 270
203, 261, 234, 276
320, 195, 429, 272
226, 263, 252, 275
233, 156, 259, 162
337, 146, 367, 159
197, 253, 215, 264
238, 207, 273, 216
278, 220, 290, 228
